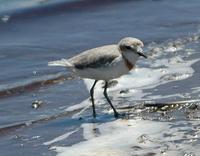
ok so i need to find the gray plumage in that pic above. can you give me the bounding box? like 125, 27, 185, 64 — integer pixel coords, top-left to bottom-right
68, 45, 119, 69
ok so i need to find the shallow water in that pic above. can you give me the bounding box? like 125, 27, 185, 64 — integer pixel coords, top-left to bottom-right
0, 0, 200, 155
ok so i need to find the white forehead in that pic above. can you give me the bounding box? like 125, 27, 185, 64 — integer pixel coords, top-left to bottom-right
118, 37, 144, 47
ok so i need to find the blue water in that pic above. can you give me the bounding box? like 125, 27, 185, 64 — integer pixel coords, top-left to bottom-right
0, 0, 76, 13
0, 0, 200, 155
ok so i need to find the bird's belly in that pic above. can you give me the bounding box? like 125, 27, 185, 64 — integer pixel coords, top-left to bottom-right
75, 63, 129, 80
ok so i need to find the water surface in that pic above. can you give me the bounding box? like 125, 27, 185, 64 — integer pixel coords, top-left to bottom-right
0, 0, 200, 155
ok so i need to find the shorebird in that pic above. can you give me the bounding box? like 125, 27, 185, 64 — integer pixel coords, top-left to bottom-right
48, 37, 147, 118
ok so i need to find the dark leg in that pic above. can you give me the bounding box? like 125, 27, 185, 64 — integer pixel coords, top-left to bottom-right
90, 80, 98, 118
103, 81, 119, 118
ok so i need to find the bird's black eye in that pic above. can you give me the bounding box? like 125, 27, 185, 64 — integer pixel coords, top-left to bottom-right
125, 45, 132, 50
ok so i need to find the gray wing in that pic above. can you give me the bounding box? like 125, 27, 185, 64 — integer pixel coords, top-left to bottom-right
68, 45, 120, 70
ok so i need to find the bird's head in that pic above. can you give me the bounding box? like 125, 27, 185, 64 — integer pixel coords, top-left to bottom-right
118, 37, 147, 59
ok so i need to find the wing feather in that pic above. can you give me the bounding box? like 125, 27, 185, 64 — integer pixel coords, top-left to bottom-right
69, 45, 120, 69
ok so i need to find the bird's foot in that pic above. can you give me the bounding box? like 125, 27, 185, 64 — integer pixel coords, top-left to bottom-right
114, 111, 120, 118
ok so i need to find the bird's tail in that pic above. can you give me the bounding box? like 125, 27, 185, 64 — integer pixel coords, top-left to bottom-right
48, 59, 73, 67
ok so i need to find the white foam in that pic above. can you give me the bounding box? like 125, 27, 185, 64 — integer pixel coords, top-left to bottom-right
51, 119, 200, 156
1, 15, 10, 23
51, 119, 168, 156
44, 128, 79, 146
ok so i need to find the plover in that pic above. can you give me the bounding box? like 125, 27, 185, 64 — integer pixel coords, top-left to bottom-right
48, 37, 147, 118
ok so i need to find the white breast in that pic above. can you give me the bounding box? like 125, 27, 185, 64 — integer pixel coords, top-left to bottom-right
74, 56, 130, 80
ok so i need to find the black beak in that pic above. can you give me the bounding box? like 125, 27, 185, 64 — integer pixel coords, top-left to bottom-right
136, 47, 148, 59
137, 51, 148, 59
